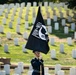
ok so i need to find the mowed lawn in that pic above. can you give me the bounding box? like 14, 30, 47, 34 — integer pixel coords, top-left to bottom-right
0, 6, 76, 67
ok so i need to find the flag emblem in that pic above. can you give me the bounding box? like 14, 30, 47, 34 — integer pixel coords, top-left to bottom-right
32, 22, 48, 41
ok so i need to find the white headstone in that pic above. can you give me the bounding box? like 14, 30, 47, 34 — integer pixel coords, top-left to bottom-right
28, 71, 33, 75
15, 67, 21, 75
74, 32, 76, 39
0, 9, 3, 16
67, 37, 72, 45
44, 67, 49, 75
5, 12, 8, 18
32, 8, 36, 17
22, 44, 27, 53
17, 17, 21, 25
14, 38, 19, 46
28, 65, 33, 72
60, 12, 63, 18
32, 17, 36, 24
49, 2, 53, 7
71, 23, 75, 31
0, 25, 4, 33
47, 26, 52, 33
18, 62, 24, 72
2, 18, 6, 25
57, 70, 64, 75
64, 5, 68, 10
15, 3, 20, 8
50, 38, 55, 45
72, 49, 76, 58
4, 64, 10, 75
55, 64, 61, 74
19, 10, 22, 18
70, 67, 76, 75
33, 2, 37, 6
4, 44, 9, 53
13, 8, 16, 15
64, 26, 69, 34
60, 44, 64, 53
25, 21, 29, 29
73, 13, 76, 19
0, 70, 6, 75
0, 38, 2, 45
16, 25, 20, 33
6, 32, 11, 39
21, 2, 25, 8
44, 2, 48, 6
27, 2, 31, 7
54, 22, 59, 30
25, 15, 28, 21
53, 15, 57, 22
23, 32, 28, 39
13, 74, 19, 75
51, 50, 56, 59
47, 18, 51, 25
61, 19, 66, 26
9, 21, 13, 28
11, 15, 14, 21
53, 9, 56, 15
67, 16, 72, 22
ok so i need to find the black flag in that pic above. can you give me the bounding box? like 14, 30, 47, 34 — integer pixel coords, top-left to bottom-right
25, 7, 49, 54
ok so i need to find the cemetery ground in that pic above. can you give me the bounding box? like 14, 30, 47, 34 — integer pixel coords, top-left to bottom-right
7, 69, 69, 75
0, 5, 76, 75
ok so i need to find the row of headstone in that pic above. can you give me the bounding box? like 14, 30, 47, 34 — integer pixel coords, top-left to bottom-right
0, 2, 67, 8
28, 64, 76, 75
3, 44, 27, 53
49, 37, 73, 46
50, 48, 76, 59
1, 63, 76, 75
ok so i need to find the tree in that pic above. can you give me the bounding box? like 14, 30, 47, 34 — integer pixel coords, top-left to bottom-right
67, 0, 76, 9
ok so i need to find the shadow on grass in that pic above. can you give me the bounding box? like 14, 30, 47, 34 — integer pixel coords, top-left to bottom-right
0, 32, 5, 34
15, 45, 20, 46
5, 52, 10, 54
17, 32, 22, 35
60, 52, 67, 55
52, 58, 58, 60
68, 45, 74, 47
23, 52, 28, 54
74, 58, 76, 60
0, 45, 2, 47
51, 45, 57, 47
7, 38, 13, 40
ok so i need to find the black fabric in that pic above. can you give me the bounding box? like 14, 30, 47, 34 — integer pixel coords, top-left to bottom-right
25, 7, 49, 54
31, 58, 44, 75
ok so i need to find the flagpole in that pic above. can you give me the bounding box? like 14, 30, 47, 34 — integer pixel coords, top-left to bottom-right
40, 65, 42, 75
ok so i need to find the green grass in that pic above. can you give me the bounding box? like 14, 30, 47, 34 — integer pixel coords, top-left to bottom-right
0, 6, 76, 67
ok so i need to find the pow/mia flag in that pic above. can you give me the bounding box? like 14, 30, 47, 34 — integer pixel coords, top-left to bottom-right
25, 7, 49, 54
